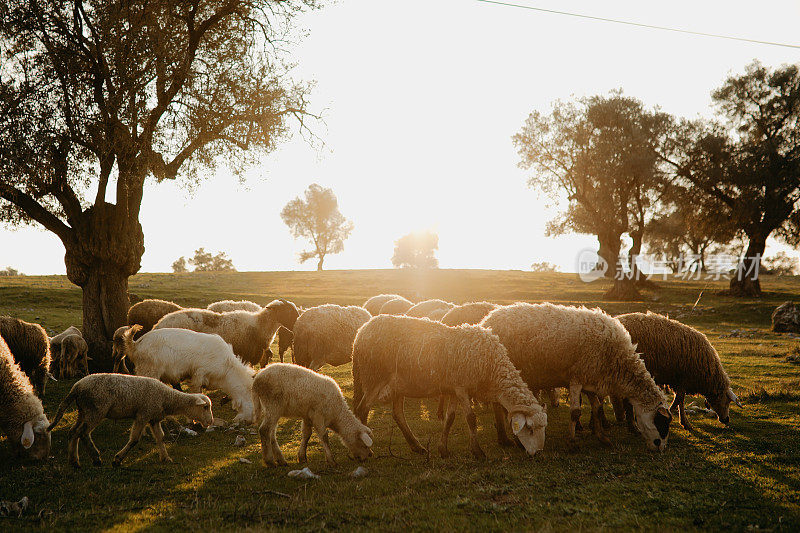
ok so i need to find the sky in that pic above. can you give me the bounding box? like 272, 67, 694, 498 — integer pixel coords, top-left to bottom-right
2, 0, 800, 274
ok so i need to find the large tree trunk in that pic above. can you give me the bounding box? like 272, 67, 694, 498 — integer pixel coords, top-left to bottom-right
81, 265, 131, 370
597, 230, 622, 279
629, 229, 657, 289
727, 235, 766, 297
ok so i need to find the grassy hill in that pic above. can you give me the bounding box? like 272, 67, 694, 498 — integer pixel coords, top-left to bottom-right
1, 270, 799, 531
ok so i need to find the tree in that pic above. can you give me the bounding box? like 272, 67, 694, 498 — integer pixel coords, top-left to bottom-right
172, 257, 188, 273
513, 93, 674, 300
281, 184, 353, 271
530, 261, 559, 273
0, 267, 22, 276
0, 1, 318, 367
392, 231, 439, 269
189, 248, 235, 272
762, 252, 799, 276
670, 62, 800, 296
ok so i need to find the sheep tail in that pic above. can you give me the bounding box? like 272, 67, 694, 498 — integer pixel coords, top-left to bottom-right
251, 387, 263, 425
47, 384, 78, 431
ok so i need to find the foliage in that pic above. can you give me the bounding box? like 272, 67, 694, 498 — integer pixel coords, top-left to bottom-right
281, 184, 353, 271
530, 261, 560, 272
392, 230, 439, 269
0, 266, 22, 276
187, 248, 235, 272
762, 251, 799, 276
171, 257, 188, 274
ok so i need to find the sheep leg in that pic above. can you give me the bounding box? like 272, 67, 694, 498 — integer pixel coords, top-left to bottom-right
258, 415, 279, 467
568, 383, 583, 440
611, 395, 626, 424
588, 394, 612, 446
674, 389, 692, 430
113, 419, 147, 467
150, 422, 172, 463
298, 418, 314, 464
391, 396, 427, 455
270, 421, 287, 466
455, 391, 485, 460
623, 399, 637, 433
436, 395, 447, 420
492, 402, 514, 447
79, 425, 103, 466
437, 395, 458, 458
67, 418, 85, 468
313, 418, 335, 465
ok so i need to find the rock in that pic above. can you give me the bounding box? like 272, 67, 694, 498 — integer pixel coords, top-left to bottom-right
350, 466, 368, 478
0, 496, 28, 517
288, 467, 319, 479
233, 435, 246, 447
180, 427, 198, 437
238, 457, 252, 464
772, 302, 800, 333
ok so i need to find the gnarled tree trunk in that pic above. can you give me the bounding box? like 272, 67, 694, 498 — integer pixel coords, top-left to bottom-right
597, 229, 640, 301
727, 235, 765, 297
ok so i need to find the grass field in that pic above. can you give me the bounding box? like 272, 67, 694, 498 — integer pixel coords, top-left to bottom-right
1, 270, 799, 531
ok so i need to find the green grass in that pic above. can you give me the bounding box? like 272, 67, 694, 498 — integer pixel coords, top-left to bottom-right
1, 270, 799, 531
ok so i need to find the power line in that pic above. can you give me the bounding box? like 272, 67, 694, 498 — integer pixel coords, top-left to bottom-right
476, 0, 800, 50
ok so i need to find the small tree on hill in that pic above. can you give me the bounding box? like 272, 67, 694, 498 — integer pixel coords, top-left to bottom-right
392, 231, 439, 269
171, 257, 188, 274
188, 248, 235, 272
281, 184, 354, 271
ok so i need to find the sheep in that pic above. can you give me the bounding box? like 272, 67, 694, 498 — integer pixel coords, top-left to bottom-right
0, 334, 50, 461
0, 317, 51, 398
352, 315, 547, 459
378, 297, 414, 316
251, 363, 373, 466
364, 294, 410, 316
441, 302, 499, 327
481, 302, 672, 451
113, 325, 255, 424
47, 373, 213, 467
207, 300, 262, 313
405, 299, 455, 321
153, 299, 299, 367
49, 326, 88, 378
292, 305, 372, 370
613, 312, 742, 430
128, 299, 182, 339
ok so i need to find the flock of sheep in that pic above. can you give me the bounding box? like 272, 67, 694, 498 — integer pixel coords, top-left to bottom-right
0, 292, 742, 470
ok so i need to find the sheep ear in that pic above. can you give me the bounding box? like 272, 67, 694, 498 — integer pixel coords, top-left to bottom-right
728, 388, 743, 408
21, 422, 34, 449
196, 397, 208, 406
47, 372, 57, 382
510, 413, 526, 435
360, 432, 373, 448
656, 406, 670, 418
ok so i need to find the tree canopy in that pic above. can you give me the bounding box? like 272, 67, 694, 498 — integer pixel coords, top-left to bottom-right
392, 230, 439, 269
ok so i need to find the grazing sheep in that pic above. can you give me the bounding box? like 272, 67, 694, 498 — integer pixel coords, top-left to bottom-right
0, 334, 51, 461
153, 299, 299, 367
252, 363, 373, 466
614, 312, 742, 430
292, 304, 372, 369
49, 326, 88, 378
0, 317, 51, 398
352, 315, 547, 459
378, 298, 414, 316
441, 302, 499, 327
113, 325, 255, 424
128, 299, 182, 339
364, 294, 410, 316
481, 303, 672, 451
207, 300, 262, 313
48, 373, 213, 467
405, 299, 455, 321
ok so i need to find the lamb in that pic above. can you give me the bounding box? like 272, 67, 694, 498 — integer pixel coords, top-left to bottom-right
50, 326, 87, 378
441, 302, 499, 327
47, 373, 213, 467
613, 312, 742, 430
405, 299, 455, 321
0, 334, 50, 461
292, 304, 372, 369
128, 299, 182, 339
113, 325, 255, 424
251, 363, 373, 466
364, 294, 410, 316
352, 315, 547, 459
0, 317, 51, 398
378, 297, 414, 316
153, 299, 299, 367
481, 303, 672, 451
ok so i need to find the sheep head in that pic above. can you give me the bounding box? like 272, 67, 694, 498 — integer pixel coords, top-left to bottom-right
13, 414, 50, 461
266, 299, 300, 330
704, 388, 742, 425
344, 422, 373, 462
508, 404, 547, 457
633, 403, 672, 451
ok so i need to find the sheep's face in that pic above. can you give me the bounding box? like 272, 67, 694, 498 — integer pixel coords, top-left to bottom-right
111, 326, 129, 371
633, 404, 671, 451
509, 408, 547, 456
705, 388, 741, 425
12, 415, 51, 461
187, 395, 214, 428
345, 424, 373, 462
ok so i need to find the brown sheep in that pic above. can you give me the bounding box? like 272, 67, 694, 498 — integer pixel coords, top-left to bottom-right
0, 317, 51, 398
127, 299, 182, 339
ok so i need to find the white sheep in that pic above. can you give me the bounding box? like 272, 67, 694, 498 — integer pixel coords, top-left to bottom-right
251, 363, 373, 466
481, 303, 672, 451
378, 298, 414, 316
352, 315, 547, 459
363, 294, 409, 316
113, 325, 255, 424
405, 299, 455, 321
0, 334, 50, 460
47, 373, 213, 467
207, 300, 262, 313
292, 304, 372, 369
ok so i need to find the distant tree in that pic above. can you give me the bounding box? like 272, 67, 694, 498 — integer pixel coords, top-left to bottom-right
0, 267, 22, 276
392, 231, 439, 269
514, 93, 674, 300
0, 1, 319, 367
669, 62, 800, 296
530, 261, 560, 273
189, 248, 235, 272
762, 252, 799, 276
171, 257, 188, 274
281, 184, 354, 271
